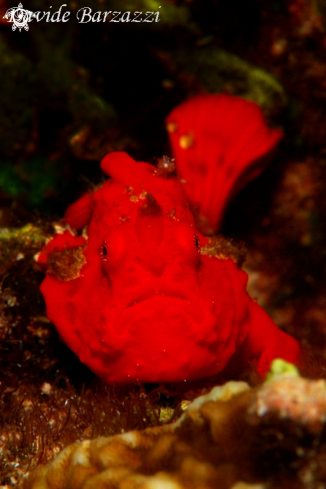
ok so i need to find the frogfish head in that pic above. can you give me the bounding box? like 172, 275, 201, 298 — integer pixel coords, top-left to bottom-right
38, 152, 251, 383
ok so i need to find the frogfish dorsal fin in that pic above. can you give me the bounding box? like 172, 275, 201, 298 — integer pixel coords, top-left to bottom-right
166, 94, 283, 234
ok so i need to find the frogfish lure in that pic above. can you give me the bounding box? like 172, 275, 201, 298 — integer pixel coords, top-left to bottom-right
37, 94, 301, 384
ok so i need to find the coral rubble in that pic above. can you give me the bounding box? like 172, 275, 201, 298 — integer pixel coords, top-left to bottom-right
24, 363, 326, 489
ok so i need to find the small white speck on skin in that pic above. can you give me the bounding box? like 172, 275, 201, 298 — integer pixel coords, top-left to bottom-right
166, 121, 177, 133
179, 133, 194, 149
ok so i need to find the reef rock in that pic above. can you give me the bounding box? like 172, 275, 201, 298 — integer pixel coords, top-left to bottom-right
24, 361, 326, 489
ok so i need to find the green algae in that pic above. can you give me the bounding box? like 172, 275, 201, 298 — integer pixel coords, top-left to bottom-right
0, 158, 64, 209
266, 359, 300, 382
167, 46, 287, 116
0, 0, 287, 209
0, 223, 46, 244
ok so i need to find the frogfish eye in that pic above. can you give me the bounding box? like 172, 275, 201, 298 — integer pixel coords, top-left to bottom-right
100, 241, 109, 261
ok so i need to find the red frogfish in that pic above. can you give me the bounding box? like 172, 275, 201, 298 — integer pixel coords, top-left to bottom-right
37, 94, 301, 384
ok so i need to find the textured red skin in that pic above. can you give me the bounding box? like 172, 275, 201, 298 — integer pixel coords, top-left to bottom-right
38, 150, 301, 383
37, 231, 86, 270
166, 94, 283, 233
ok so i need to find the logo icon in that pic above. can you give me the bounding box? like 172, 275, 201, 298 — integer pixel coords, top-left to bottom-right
3, 3, 34, 31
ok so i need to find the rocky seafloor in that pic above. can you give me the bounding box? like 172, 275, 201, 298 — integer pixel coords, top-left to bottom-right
22, 362, 326, 489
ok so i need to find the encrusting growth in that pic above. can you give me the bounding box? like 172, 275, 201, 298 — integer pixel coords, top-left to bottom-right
24, 360, 326, 489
